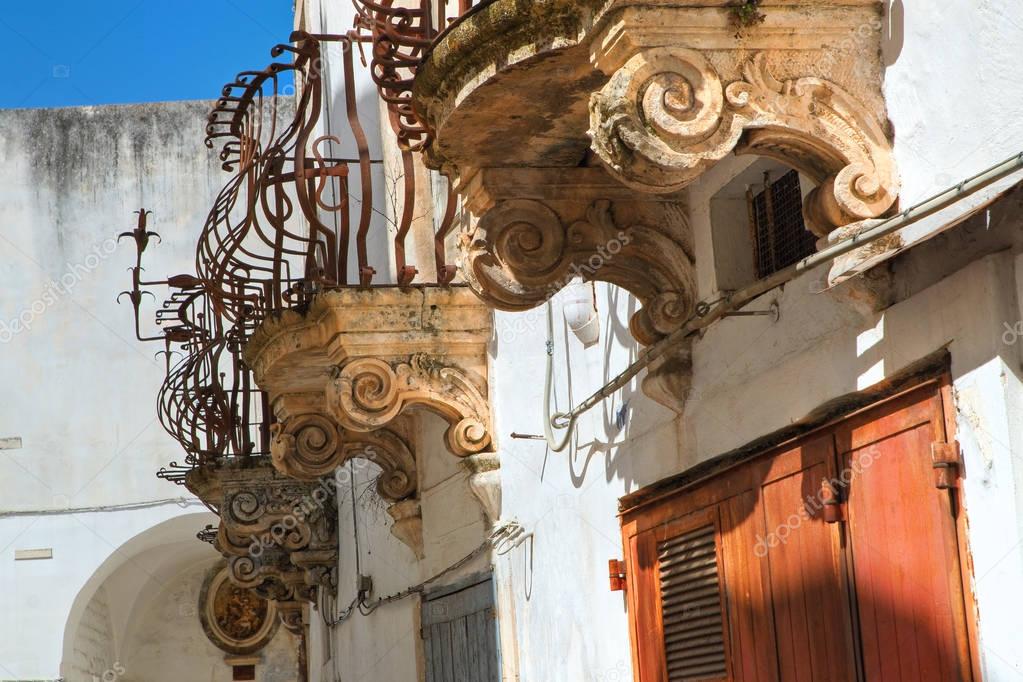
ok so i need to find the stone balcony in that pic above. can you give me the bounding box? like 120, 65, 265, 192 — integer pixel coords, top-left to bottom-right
412, 0, 899, 409
240, 286, 499, 556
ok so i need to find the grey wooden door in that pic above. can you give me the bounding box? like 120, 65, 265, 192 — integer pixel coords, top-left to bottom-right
422, 574, 500, 682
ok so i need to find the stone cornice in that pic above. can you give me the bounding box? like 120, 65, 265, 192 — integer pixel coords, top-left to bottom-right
244, 288, 493, 459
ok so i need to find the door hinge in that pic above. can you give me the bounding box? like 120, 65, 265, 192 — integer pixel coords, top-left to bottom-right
931, 441, 961, 489
820, 478, 843, 523
608, 559, 627, 592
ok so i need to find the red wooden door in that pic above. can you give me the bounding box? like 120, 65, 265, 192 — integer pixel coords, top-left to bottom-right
837, 388, 975, 681
621, 380, 978, 682
756, 435, 857, 681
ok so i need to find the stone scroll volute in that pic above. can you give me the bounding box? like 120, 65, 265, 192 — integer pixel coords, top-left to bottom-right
325, 354, 493, 457
463, 196, 697, 346
269, 414, 417, 502
590, 49, 899, 235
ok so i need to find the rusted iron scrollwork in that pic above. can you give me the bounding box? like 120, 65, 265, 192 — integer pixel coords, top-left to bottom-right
198, 29, 463, 328
353, 0, 485, 149
353, 0, 435, 152
121, 9, 482, 483
354, 1, 483, 284
119, 209, 271, 488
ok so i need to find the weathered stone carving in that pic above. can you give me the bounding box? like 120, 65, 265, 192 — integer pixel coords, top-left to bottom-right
187, 457, 339, 618
326, 354, 492, 457
465, 453, 502, 526
199, 562, 280, 656
463, 192, 696, 345
269, 416, 417, 501
244, 288, 493, 460
387, 498, 425, 559
409, 0, 897, 414
277, 602, 307, 635
242, 288, 498, 558
642, 344, 694, 413
591, 50, 898, 234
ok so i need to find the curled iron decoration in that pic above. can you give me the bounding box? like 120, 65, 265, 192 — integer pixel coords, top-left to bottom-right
197, 29, 462, 327
124, 12, 481, 482
119, 209, 272, 484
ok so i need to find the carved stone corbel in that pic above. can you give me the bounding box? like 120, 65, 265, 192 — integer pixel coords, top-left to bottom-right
277, 602, 307, 635
387, 498, 425, 559
225, 547, 319, 605
463, 188, 696, 346
642, 343, 693, 413
269, 413, 417, 501
464, 453, 502, 526
590, 49, 899, 235
326, 354, 492, 457
243, 288, 494, 461
458, 166, 696, 409
187, 457, 339, 610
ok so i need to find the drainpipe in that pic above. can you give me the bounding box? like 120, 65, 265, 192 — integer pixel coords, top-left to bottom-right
547, 151, 1023, 435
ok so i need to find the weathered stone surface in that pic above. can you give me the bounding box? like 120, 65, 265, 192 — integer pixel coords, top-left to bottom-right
244, 287, 493, 460
590, 48, 897, 233
243, 287, 497, 555
416, 0, 894, 209
186, 457, 339, 613
460, 167, 696, 347
412, 0, 898, 414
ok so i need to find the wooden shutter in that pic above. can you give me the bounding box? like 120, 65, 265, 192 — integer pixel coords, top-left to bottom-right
628, 507, 732, 682
658, 524, 728, 680
422, 574, 500, 682
621, 378, 979, 682
756, 435, 857, 680
835, 386, 976, 681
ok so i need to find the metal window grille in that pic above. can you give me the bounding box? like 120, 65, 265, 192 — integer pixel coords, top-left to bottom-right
748, 170, 817, 279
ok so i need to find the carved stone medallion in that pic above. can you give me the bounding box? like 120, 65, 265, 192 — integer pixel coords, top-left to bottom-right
199, 561, 280, 655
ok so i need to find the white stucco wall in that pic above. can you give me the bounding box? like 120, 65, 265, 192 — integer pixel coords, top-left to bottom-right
0, 101, 234, 680
883, 0, 1023, 208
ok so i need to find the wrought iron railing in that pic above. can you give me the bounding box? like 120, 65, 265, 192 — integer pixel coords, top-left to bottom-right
119, 211, 271, 487
353, 1, 488, 151
124, 6, 484, 478
197, 29, 467, 327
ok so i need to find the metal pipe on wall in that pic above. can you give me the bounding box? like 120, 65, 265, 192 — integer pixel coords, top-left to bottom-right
548, 151, 1023, 433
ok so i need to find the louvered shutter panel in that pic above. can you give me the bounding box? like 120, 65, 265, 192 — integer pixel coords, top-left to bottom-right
658, 524, 728, 681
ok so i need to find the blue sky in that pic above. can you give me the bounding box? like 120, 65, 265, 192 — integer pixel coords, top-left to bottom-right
0, 1, 295, 108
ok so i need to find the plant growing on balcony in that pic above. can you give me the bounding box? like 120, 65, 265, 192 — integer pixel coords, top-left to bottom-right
731, 0, 766, 27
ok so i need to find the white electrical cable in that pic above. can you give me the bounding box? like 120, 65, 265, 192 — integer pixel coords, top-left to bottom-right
543, 301, 577, 452
0, 497, 203, 518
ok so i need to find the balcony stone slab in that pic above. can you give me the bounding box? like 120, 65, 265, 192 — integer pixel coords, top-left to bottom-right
413, 0, 898, 412
244, 287, 493, 457
416, 0, 895, 227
